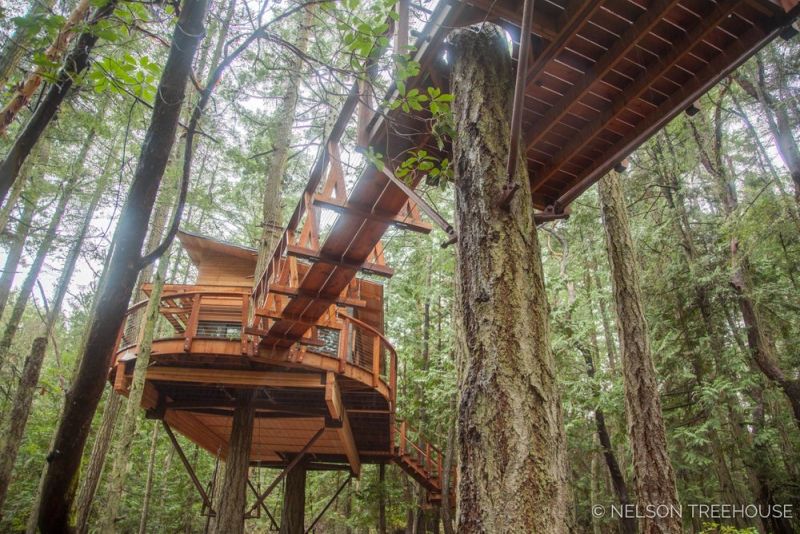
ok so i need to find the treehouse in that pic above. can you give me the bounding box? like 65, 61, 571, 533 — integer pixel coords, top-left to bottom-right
110, 230, 449, 512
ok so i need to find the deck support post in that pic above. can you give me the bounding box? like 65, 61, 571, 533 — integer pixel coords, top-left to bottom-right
213, 390, 256, 534
303, 475, 352, 534
246, 426, 325, 517
499, 0, 535, 211
280, 457, 307, 534
163, 421, 214, 512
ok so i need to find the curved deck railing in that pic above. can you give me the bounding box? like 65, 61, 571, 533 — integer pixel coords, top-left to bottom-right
113, 289, 397, 405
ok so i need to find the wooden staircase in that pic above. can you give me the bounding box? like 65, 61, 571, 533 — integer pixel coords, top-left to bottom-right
392, 421, 454, 507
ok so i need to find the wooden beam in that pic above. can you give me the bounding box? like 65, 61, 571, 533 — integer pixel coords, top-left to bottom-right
557, 19, 781, 206
313, 195, 433, 234
525, 0, 686, 159
460, 0, 559, 39
533, 0, 746, 193
336, 410, 361, 477
147, 367, 326, 389
324, 372, 342, 420
268, 283, 367, 308
286, 244, 394, 278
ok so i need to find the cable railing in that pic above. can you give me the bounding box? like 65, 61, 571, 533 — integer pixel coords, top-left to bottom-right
114, 290, 251, 356
113, 289, 397, 405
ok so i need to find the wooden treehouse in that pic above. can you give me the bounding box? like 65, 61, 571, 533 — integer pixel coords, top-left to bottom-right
108, 0, 797, 524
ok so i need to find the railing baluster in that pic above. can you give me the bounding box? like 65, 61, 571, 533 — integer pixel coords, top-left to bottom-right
372, 336, 380, 387
240, 294, 249, 355
184, 295, 201, 352
337, 318, 349, 373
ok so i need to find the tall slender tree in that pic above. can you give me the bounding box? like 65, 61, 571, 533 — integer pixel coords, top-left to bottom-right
598, 170, 681, 533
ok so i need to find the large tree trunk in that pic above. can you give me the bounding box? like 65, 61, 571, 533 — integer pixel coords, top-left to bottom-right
449, 24, 572, 533
0, 0, 118, 206
280, 460, 307, 534
213, 390, 255, 534
254, 6, 314, 279
37, 2, 209, 530
100, 256, 169, 531
74, 391, 122, 533
598, 171, 681, 534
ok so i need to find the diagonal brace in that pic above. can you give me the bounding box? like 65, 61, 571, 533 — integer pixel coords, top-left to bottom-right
246, 478, 280, 529
380, 166, 457, 247
162, 421, 214, 512
246, 426, 325, 516
304, 475, 352, 534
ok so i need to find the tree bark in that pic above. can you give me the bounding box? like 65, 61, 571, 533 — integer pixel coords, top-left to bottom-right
598, 171, 681, 534
440, 400, 456, 534
100, 256, 169, 531
280, 459, 307, 534
138, 423, 160, 534
0, 0, 118, 206
74, 391, 122, 534
213, 389, 255, 534
37, 1, 209, 530
450, 24, 572, 533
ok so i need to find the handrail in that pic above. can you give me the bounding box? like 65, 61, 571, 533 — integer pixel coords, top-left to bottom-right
336, 311, 396, 358
394, 419, 449, 490
115, 289, 251, 356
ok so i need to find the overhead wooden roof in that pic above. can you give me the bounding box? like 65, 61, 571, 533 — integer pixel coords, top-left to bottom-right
396, 0, 800, 210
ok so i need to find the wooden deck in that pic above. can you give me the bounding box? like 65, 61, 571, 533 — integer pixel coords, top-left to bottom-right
108, 0, 798, 504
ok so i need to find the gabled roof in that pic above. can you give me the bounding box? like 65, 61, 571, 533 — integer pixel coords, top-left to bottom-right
177, 230, 257, 266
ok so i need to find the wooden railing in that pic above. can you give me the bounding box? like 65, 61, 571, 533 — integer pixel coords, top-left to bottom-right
113, 289, 398, 405
395, 420, 445, 488
115, 290, 251, 356
336, 311, 397, 407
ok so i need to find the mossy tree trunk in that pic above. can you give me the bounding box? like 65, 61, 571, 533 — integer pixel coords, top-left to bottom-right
598, 171, 681, 533
449, 24, 573, 533
280, 459, 307, 534
213, 390, 255, 534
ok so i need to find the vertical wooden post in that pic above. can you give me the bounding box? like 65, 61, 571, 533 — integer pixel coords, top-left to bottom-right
372, 336, 380, 387
390, 350, 397, 410
400, 421, 407, 455
240, 294, 249, 355
426, 443, 431, 470
184, 294, 201, 352
113, 319, 125, 352
337, 318, 349, 373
